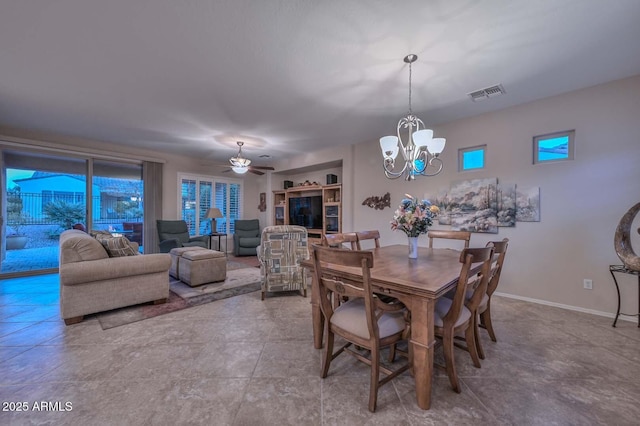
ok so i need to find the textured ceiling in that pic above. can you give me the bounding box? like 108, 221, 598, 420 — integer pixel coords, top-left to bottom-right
1, 0, 640, 166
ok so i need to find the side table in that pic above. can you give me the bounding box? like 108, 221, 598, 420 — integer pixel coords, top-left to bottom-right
609, 265, 640, 327
209, 232, 228, 256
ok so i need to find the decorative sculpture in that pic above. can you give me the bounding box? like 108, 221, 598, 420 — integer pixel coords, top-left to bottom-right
614, 202, 640, 271
362, 193, 391, 210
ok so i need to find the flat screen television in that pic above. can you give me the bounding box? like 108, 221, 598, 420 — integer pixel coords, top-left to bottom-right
289, 196, 323, 229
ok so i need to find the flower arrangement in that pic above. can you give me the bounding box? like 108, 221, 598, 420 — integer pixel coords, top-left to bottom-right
390, 194, 439, 237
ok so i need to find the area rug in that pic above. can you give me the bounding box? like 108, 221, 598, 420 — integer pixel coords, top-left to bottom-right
96, 264, 262, 330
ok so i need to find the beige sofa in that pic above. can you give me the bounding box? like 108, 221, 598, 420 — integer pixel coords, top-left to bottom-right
59, 229, 171, 325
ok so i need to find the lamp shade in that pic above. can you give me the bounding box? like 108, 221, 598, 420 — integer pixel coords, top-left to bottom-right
379, 136, 399, 159
426, 138, 446, 154
205, 208, 223, 219
412, 129, 433, 148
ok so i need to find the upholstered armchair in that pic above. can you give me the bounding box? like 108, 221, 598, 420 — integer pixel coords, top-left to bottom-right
233, 219, 261, 256
257, 225, 309, 300
156, 220, 209, 253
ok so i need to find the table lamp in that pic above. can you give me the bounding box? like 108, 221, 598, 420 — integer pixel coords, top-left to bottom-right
205, 208, 224, 234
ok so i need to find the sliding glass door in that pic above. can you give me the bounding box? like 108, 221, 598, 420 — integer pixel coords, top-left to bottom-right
1, 149, 146, 276
91, 160, 143, 249
2, 151, 87, 274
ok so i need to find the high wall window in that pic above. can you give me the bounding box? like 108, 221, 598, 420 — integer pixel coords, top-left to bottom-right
533, 130, 575, 164
459, 145, 486, 171
179, 174, 242, 236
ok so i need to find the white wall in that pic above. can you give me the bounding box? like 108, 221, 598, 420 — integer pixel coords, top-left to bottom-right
350, 74, 640, 317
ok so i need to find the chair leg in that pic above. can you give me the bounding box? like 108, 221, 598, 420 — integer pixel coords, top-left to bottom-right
465, 323, 482, 368
321, 331, 335, 379
261, 290, 265, 301
369, 347, 380, 412
474, 314, 485, 360
443, 330, 460, 393
481, 302, 497, 342
388, 344, 396, 362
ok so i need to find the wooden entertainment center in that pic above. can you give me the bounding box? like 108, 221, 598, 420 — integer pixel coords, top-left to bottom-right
273, 183, 342, 246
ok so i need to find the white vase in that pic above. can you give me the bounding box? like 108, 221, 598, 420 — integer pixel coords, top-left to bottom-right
408, 236, 418, 259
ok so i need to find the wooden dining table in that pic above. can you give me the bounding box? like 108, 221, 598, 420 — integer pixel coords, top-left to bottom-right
302, 244, 482, 410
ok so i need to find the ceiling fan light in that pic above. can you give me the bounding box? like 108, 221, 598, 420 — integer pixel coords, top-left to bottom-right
230, 157, 251, 167
231, 166, 249, 174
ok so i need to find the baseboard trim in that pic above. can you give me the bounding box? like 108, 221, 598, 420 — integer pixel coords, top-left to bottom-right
494, 292, 636, 323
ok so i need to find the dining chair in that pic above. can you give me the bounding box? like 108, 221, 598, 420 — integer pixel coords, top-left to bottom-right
355, 230, 381, 250
474, 238, 509, 359
427, 230, 471, 249
435, 245, 494, 393
324, 232, 358, 250
312, 245, 411, 412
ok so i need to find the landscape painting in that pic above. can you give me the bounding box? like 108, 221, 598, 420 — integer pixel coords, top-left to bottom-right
423, 188, 453, 225
497, 183, 517, 227
448, 178, 498, 234
516, 186, 541, 222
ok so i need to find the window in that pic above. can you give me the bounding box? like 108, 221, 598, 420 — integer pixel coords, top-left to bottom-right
459, 145, 486, 171
533, 130, 574, 164
178, 174, 242, 236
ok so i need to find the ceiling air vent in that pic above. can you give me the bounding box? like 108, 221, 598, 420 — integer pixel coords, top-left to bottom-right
467, 84, 506, 102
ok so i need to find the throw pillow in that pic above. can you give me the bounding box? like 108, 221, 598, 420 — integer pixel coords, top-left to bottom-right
95, 234, 138, 257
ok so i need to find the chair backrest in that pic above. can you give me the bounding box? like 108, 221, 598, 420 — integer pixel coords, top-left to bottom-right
312, 245, 379, 341
428, 230, 471, 249
485, 238, 509, 297
356, 230, 381, 250
234, 219, 260, 233
324, 232, 358, 250
445, 246, 494, 326
258, 225, 309, 262
156, 220, 190, 244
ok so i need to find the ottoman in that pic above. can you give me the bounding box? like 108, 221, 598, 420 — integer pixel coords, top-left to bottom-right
169, 246, 208, 279
178, 249, 227, 287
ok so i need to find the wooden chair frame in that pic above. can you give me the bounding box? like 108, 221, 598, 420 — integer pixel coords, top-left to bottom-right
323, 232, 358, 250
435, 245, 494, 393
355, 230, 381, 250
475, 238, 509, 359
427, 230, 471, 249
312, 245, 410, 412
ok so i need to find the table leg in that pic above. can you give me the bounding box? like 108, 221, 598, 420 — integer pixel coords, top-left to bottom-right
410, 296, 435, 410
610, 269, 621, 327
310, 270, 324, 349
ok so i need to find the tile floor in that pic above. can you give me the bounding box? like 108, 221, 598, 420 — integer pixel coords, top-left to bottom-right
1, 273, 640, 425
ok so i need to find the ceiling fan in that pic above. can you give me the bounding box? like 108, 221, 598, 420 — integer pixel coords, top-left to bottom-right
223, 141, 274, 175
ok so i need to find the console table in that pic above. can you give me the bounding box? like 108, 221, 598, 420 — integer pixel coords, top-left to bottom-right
609, 265, 640, 327
209, 233, 228, 256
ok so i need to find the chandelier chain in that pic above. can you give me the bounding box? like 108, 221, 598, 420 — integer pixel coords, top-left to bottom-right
408, 61, 412, 114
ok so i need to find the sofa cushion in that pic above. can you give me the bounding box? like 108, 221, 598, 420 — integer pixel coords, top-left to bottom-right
97, 235, 139, 257
59, 229, 109, 263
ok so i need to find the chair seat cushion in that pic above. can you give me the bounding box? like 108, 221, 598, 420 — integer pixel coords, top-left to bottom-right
434, 297, 472, 328
330, 298, 406, 340
465, 289, 489, 310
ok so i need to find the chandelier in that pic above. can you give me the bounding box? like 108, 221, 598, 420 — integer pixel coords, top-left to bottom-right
379, 54, 446, 181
